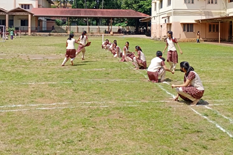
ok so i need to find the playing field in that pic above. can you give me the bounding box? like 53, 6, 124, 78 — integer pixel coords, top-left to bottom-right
0, 36, 233, 154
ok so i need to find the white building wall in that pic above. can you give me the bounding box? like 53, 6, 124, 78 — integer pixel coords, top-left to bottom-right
227, 2, 233, 16
0, 1, 14, 10
16, 0, 37, 10
0, 0, 50, 11
151, 0, 229, 40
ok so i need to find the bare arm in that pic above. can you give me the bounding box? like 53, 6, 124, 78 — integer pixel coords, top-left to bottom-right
176, 43, 183, 54
171, 79, 191, 88
163, 44, 168, 54
163, 65, 174, 74
66, 41, 68, 47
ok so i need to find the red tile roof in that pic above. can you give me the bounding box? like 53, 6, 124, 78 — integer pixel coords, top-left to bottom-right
31, 8, 149, 18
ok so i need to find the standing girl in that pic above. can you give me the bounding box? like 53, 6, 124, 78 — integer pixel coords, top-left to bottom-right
163, 31, 183, 72
76, 31, 88, 60
147, 51, 174, 83
196, 31, 200, 43
171, 61, 204, 106
62, 34, 78, 66
132, 46, 147, 69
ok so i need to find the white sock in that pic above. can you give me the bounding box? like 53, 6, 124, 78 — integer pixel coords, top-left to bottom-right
62, 57, 68, 65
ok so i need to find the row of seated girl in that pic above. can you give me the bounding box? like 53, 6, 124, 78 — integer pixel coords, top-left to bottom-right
102, 39, 147, 70
102, 36, 204, 106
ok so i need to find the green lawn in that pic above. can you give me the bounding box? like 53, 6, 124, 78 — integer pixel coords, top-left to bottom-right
0, 36, 233, 154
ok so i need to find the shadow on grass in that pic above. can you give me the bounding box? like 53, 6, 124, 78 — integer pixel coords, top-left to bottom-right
178, 99, 209, 106
72, 64, 87, 66
163, 78, 173, 82
80, 61, 96, 63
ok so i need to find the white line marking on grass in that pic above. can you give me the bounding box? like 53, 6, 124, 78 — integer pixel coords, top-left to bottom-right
190, 107, 233, 138
0, 105, 141, 113
0, 101, 169, 110
205, 106, 233, 124
156, 84, 176, 99
0, 102, 68, 108
122, 61, 233, 138
0, 79, 139, 85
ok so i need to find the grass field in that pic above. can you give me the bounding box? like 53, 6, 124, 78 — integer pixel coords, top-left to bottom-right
0, 35, 233, 154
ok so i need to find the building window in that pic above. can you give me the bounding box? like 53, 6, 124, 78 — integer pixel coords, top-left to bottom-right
21, 4, 30, 9
208, 0, 217, 4
183, 24, 193, 32
0, 20, 6, 25
21, 20, 28, 26
209, 24, 219, 32
216, 24, 219, 32
160, 0, 163, 9
9, 20, 14, 27
184, 0, 194, 4
168, 0, 171, 6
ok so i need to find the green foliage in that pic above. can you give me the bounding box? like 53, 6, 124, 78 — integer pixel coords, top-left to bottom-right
71, 0, 151, 15
115, 22, 127, 27
55, 19, 63, 26
7, 27, 15, 32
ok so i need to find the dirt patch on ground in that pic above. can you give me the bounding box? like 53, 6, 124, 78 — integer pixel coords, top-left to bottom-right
0, 54, 63, 60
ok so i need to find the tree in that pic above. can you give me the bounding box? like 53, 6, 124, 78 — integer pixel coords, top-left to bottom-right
53, 0, 74, 8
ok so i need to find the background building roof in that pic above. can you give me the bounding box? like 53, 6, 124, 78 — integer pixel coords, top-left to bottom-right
31, 8, 149, 18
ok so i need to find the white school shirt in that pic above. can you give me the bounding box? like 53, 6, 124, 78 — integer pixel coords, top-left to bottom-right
167, 38, 177, 51
139, 51, 146, 62
123, 46, 130, 56
66, 38, 75, 49
79, 35, 88, 45
147, 57, 164, 72
186, 71, 204, 91
113, 46, 121, 53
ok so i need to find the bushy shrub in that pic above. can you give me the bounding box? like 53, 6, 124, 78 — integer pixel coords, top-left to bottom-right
55, 19, 63, 26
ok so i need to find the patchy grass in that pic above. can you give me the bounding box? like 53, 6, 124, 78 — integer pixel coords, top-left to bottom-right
0, 36, 233, 154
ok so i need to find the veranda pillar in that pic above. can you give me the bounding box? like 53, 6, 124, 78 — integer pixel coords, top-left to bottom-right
28, 14, 31, 35
6, 14, 9, 30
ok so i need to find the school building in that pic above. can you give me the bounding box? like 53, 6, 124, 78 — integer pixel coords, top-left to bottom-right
0, 0, 149, 35
0, 0, 53, 35
150, 0, 233, 42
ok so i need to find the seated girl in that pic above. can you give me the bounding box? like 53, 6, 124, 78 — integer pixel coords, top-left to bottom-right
132, 46, 147, 69
111, 42, 122, 58
121, 41, 135, 62
102, 39, 111, 50
171, 61, 204, 106
147, 51, 174, 83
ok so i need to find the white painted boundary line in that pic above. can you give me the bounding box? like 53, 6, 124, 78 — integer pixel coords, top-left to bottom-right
190, 108, 233, 138
123, 61, 233, 138
0, 102, 68, 108
0, 79, 139, 85
0, 105, 141, 113
205, 106, 233, 124
0, 100, 174, 109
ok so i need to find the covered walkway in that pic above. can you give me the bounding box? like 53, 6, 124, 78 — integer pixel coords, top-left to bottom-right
0, 7, 149, 35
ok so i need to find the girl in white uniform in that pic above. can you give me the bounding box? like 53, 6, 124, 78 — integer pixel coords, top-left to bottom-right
133, 46, 147, 69
147, 51, 174, 83
172, 61, 204, 106
102, 39, 111, 50
163, 31, 183, 72
76, 31, 88, 60
121, 42, 135, 62
62, 34, 78, 66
